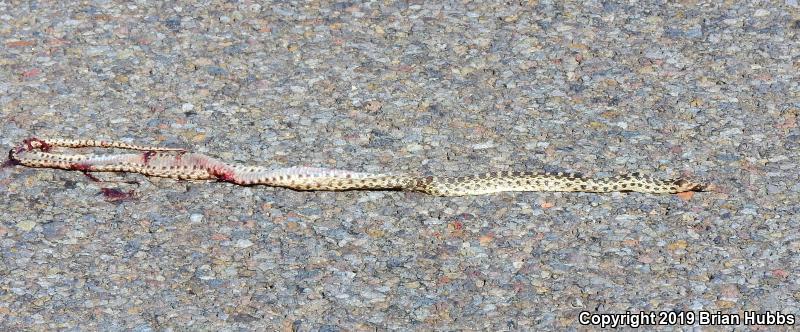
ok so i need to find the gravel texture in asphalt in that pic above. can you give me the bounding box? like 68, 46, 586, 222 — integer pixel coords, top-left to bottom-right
1, 1, 799, 330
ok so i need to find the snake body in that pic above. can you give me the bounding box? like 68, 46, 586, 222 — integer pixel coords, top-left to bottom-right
7, 138, 705, 196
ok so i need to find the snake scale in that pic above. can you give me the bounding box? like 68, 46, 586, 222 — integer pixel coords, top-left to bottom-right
6, 138, 705, 196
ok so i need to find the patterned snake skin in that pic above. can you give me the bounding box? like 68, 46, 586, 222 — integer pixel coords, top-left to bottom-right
7, 138, 705, 196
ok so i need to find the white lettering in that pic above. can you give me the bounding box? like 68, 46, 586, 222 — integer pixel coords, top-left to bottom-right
578, 311, 591, 325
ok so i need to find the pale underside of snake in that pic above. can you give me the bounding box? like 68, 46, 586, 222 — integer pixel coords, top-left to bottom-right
6, 138, 706, 196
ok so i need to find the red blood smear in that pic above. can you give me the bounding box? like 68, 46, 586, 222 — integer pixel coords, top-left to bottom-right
68, 164, 101, 181
23, 137, 52, 152
81, 172, 101, 182
69, 163, 92, 171
100, 188, 135, 202
142, 151, 156, 164
210, 168, 236, 183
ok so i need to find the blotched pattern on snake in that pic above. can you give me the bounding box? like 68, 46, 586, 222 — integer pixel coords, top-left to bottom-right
7, 138, 706, 196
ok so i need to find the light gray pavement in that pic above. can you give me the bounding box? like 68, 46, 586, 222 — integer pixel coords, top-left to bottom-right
1, 1, 799, 330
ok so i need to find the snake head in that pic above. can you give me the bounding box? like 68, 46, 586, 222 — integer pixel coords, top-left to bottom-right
674, 179, 706, 192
